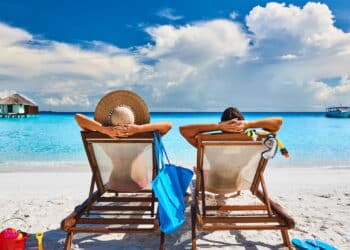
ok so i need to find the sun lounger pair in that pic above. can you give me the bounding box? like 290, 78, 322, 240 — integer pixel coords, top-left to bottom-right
61, 131, 295, 249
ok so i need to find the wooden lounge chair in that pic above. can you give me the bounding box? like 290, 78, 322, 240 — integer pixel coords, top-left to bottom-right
61, 131, 165, 250
191, 133, 295, 249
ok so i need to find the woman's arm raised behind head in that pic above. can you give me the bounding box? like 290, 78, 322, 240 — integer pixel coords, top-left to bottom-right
75, 113, 103, 132
75, 113, 171, 138
129, 122, 172, 136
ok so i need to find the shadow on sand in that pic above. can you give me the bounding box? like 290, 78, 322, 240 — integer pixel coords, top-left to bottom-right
23, 217, 287, 250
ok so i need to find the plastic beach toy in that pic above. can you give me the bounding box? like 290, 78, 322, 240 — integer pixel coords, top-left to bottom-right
305, 239, 338, 250
0, 228, 29, 250
36, 231, 45, 250
292, 238, 319, 250
292, 238, 318, 250
292, 238, 338, 250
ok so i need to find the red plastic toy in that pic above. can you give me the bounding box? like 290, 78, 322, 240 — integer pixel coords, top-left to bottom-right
0, 228, 29, 250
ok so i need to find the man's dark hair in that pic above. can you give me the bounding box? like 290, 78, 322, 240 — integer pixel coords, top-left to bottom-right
220, 107, 244, 122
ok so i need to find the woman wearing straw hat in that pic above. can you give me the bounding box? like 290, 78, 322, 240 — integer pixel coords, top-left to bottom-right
75, 90, 172, 138
75, 90, 172, 191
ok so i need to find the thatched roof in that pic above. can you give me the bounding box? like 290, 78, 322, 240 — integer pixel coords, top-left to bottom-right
0, 93, 37, 106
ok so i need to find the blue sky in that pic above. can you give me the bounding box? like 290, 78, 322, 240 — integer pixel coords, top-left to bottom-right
1, 1, 350, 111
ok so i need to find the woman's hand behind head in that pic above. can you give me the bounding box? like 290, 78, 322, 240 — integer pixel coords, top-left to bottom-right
101, 125, 128, 138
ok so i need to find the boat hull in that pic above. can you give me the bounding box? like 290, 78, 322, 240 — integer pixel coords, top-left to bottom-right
326, 112, 350, 118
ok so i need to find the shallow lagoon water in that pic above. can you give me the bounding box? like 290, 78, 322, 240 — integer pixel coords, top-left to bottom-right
0, 112, 349, 168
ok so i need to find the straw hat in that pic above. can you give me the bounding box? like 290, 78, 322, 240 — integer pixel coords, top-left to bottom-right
94, 90, 150, 126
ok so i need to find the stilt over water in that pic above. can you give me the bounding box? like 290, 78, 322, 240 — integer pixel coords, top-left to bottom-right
1, 113, 28, 118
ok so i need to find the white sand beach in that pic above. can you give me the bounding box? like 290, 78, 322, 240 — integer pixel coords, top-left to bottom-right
0, 166, 349, 249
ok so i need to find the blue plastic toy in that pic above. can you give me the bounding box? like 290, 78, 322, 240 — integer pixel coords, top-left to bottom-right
292, 238, 338, 250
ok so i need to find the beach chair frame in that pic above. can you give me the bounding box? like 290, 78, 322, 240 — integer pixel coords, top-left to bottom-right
191, 133, 295, 249
61, 131, 165, 250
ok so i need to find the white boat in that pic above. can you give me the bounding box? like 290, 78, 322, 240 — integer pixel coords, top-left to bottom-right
326, 106, 350, 118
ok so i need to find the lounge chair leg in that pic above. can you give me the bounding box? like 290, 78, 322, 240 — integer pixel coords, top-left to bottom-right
63, 232, 73, 250
159, 232, 165, 250
191, 204, 197, 250
281, 229, 292, 249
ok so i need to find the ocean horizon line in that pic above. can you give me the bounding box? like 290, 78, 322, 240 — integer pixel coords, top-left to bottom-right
38, 111, 326, 114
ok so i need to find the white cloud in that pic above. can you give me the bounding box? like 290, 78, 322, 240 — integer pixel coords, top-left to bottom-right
306, 76, 350, 105
0, 90, 16, 98
1, 2, 350, 111
0, 23, 142, 79
44, 95, 90, 107
229, 11, 238, 20
157, 8, 183, 21
0, 22, 145, 111
142, 19, 250, 65
246, 2, 350, 49
138, 4, 350, 111
280, 54, 298, 60
134, 19, 250, 106
0, 23, 32, 45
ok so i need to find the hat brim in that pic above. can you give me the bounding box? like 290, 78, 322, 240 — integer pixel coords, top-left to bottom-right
94, 90, 150, 126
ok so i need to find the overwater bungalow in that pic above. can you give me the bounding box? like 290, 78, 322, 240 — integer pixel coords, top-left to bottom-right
0, 93, 39, 118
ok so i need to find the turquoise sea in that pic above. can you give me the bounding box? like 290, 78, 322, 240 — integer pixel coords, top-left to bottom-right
0, 112, 349, 168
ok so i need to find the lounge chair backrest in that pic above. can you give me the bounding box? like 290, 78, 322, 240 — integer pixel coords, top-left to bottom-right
191, 133, 295, 249
62, 131, 166, 249
82, 131, 156, 193
197, 133, 268, 194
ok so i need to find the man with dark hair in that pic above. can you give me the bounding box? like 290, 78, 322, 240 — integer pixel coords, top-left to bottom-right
180, 107, 283, 147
